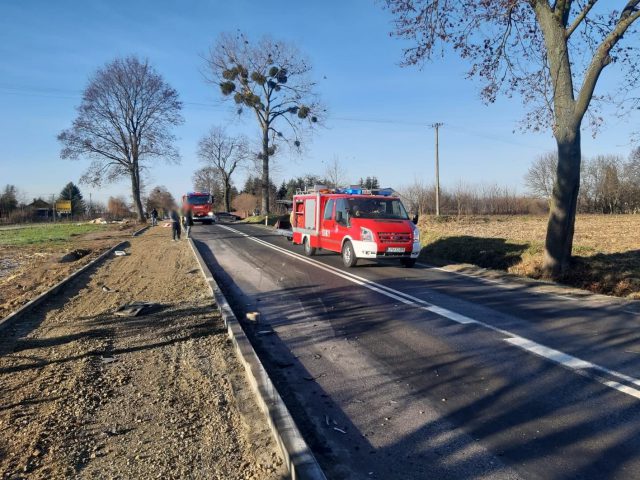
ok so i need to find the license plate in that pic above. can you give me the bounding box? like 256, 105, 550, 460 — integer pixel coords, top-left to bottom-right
387, 247, 405, 253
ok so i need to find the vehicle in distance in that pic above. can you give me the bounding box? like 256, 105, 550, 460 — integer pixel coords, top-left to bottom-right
182, 192, 216, 224
214, 211, 241, 222
291, 186, 420, 267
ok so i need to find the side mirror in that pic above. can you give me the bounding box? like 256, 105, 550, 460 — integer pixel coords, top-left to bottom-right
412, 214, 419, 225
335, 211, 343, 223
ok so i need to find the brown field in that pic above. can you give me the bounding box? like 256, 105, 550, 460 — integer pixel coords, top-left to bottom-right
418, 214, 640, 299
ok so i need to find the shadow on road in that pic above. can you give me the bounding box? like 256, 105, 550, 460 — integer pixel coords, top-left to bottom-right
193, 230, 640, 479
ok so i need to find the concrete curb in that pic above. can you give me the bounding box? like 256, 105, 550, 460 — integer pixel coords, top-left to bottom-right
132, 225, 150, 237
188, 239, 327, 480
0, 242, 126, 331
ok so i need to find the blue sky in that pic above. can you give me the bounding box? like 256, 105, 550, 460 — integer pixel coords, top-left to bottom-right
0, 0, 637, 205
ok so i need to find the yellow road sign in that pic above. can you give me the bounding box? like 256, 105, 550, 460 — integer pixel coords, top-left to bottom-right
56, 200, 72, 213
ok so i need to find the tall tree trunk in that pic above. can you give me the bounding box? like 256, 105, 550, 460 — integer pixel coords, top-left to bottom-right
261, 127, 270, 215
131, 165, 145, 222
543, 127, 581, 277
224, 176, 232, 213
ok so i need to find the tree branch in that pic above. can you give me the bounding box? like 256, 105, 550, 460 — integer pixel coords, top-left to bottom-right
575, 4, 640, 119
553, 0, 573, 26
566, 0, 598, 38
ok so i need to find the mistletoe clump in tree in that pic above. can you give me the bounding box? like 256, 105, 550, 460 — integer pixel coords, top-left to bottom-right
206, 33, 323, 215
385, 0, 640, 277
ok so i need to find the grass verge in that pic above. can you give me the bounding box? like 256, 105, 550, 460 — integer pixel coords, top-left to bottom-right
418, 215, 640, 299
241, 214, 286, 226
0, 223, 108, 246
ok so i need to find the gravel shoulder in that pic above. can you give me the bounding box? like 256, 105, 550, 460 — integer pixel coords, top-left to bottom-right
0, 227, 285, 479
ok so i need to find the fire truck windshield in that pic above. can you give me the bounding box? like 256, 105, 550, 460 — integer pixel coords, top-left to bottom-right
186, 195, 210, 205
347, 198, 409, 220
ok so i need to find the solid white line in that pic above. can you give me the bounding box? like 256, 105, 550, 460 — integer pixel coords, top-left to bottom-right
421, 305, 478, 325
216, 225, 640, 400
506, 337, 640, 399
418, 262, 631, 309
218, 225, 414, 305
506, 337, 594, 369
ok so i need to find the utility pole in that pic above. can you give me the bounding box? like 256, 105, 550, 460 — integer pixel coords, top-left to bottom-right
432, 123, 443, 216
51, 194, 56, 222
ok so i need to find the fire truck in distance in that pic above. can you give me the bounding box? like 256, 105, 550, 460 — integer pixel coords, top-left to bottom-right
291, 186, 420, 268
182, 192, 215, 224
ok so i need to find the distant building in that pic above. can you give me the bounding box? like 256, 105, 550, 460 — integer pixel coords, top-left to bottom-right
28, 198, 53, 219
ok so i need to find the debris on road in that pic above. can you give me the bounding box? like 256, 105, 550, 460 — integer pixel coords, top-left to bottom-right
113, 302, 155, 317
114, 250, 127, 256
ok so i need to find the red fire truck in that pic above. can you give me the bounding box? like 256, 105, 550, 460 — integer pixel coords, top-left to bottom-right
291, 186, 420, 267
182, 192, 215, 224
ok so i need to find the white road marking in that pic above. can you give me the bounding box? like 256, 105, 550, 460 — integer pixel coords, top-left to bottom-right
506, 337, 640, 399
215, 225, 640, 400
421, 305, 478, 325
418, 262, 640, 316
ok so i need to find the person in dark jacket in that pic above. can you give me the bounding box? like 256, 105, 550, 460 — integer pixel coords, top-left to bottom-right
169, 209, 181, 241
151, 208, 158, 226
184, 209, 194, 239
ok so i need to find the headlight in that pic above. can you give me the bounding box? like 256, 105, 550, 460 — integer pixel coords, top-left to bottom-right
412, 224, 420, 242
360, 227, 374, 242
207, 211, 214, 216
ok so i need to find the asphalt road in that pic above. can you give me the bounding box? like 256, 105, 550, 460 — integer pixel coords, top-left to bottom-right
193, 223, 640, 480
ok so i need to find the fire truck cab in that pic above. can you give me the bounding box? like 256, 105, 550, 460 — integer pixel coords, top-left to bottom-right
182, 192, 215, 224
291, 186, 420, 267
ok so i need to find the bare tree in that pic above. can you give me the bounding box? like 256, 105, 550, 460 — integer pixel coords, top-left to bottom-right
205, 32, 323, 215
197, 127, 247, 212
385, 1, 640, 277
193, 166, 222, 198
324, 156, 347, 189
107, 196, 132, 219
525, 152, 558, 203
58, 56, 183, 222
399, 179, 433, 216
232, 193, 259, 217
145, 185, 176, 216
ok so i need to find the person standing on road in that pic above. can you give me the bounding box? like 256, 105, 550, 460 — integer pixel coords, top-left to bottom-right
151, 208, 158, 227
184, 209, 194, 239
169, 209, 181, 241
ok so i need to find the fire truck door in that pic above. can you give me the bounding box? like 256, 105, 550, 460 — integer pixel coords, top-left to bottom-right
320, 199, 337, 250
335, 198, 351, 243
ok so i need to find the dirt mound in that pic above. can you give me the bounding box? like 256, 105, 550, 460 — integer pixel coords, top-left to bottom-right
58, 248, 91, 263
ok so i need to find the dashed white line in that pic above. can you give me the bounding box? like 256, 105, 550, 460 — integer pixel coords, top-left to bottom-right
215, 225, 640, 400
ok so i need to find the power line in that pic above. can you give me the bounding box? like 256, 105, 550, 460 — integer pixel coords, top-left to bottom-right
0, 83, 545, 149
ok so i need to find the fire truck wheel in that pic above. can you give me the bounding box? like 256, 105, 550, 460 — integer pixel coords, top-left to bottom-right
303, 237, 316, 256
401, 258, 416, 268
341, 241, 358, 268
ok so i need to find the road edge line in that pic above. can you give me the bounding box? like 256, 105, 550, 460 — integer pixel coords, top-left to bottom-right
0, 241, 126, 331
188, 238, 327, 480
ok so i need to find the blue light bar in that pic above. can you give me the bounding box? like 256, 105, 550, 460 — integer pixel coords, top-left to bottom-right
344, 188, 362, 195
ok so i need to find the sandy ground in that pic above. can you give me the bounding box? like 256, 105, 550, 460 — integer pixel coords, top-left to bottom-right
0, 225, 137, 319
0, 228, 285, 479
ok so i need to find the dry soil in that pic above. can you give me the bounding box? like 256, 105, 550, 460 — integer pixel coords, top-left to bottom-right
0, 227, 285, 479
